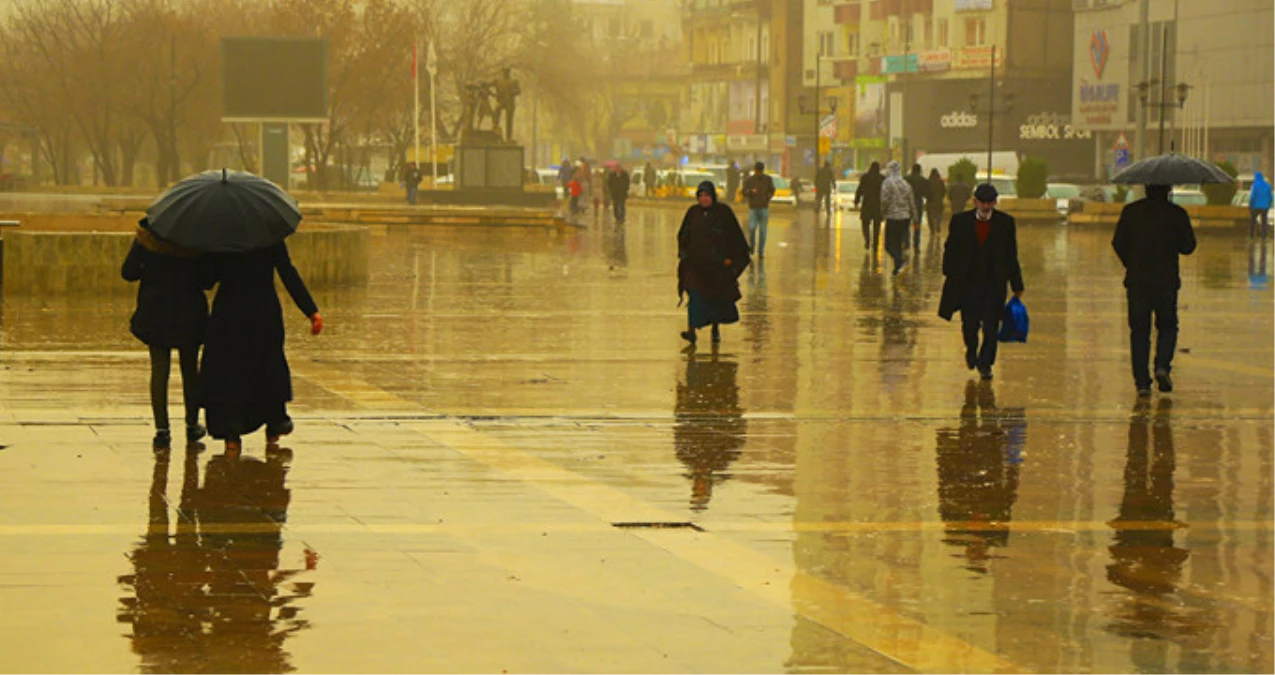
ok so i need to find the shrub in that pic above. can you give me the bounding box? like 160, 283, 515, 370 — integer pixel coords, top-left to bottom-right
1016, 157, 1048, 199
948, 157, 978, 185
1202, 160, 1239, 205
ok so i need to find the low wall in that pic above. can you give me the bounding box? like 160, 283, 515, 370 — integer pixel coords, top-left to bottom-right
1067, 202, 1249, 230
2, 224, 368, 294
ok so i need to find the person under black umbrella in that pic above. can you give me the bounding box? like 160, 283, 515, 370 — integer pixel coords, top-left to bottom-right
1111, 184, 1196, 396
145, 170, 323, 454
677, 181, 750, 347
121, 220, 210, 449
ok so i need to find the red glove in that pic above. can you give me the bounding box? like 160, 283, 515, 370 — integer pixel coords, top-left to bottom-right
309, 313, 323, 335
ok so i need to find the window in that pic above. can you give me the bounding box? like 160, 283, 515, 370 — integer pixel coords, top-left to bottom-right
887, 16, 899, 48
965, 17, 986, 46
846, 32, 860, 57
748, 36, 756, 62
924, 17, 933, 49
937, 18, 949, 48
819, 30, 835, 57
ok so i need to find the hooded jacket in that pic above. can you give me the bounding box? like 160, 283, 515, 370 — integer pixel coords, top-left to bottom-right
881, 161, 918, 222
1250, 172, 1273, 210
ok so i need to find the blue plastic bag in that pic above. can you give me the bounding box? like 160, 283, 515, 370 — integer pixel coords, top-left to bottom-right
997, 296, 1029, 343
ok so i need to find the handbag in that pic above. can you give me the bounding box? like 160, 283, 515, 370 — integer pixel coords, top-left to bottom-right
997, 296, 1029, 343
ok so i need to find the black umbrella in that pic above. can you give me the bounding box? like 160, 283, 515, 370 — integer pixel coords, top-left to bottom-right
1112, 153, 1234, 185
145, 169, 301, 252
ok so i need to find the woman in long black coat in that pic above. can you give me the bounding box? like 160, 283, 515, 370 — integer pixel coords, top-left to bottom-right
677, 181, 750, 346
200, 242, 322, 452
121, 223, 209, 449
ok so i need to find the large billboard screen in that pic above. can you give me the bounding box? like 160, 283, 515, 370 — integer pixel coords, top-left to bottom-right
222, 37, 328, 121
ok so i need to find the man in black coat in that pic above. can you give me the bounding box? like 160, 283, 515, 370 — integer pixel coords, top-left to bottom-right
939, 183, 1025, 380
854, 161, 884, 251
815, 161, 836, 218
1111, 184, 1197, 395
906, 164, 930, 249
608, 165, 630, 223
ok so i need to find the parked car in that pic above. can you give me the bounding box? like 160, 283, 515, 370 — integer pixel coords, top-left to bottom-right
835, 180, 860, 211
534, 168, 564, 199
1045, 183, 1082, 214
1170, 189, 1208, 207
771, 175, 795, 205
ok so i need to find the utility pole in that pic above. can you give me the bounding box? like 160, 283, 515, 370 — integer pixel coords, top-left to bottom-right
987, 45, 994, 179
1134, 0, 1150, 161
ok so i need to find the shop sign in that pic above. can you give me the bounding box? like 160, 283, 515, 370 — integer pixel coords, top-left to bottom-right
1018, 112, 1093, 141
1077, 81, 1120, 126
881, 54, 918, 74
954, 45, 1002, 70
955, 0, 993, 10
917, 50, 952, 72
939, 111, 979, 129
727, 134, 767, 151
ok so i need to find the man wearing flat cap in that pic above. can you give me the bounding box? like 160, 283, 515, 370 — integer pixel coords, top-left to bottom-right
938, 183, 1025, 380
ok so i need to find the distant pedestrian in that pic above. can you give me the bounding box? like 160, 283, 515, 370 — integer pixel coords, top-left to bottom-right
567, 177, 583, 214
855, 161, 884, 250
1249, 171, 1272, 239
677, 181, 751, 347
815, 161, 835, 218
593, 166, 608, 217
938, 183, 1025, 381
608, 165, 630, 223
948, 173, 973, 216
644, 162, 657, 198
725, 160, 741, 203
906, 164, 930, 249
200, 243, 323, 454
741, 161, 776, 258
1111, 184, 1197, 396
121, 221, 209, 449
881, 161, 918, 275
558, 157, 573, 194
405, 163, 422, 205
927, 169, 947, 236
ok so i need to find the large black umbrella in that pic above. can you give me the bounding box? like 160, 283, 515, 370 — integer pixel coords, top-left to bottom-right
1112, 153, 1234, 185
145, 169, 301, 252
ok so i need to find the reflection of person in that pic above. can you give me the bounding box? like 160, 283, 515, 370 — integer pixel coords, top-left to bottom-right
200, 244, 323, 453
1112, 184, 1197, 396
677, 181, 751, 347
1250, 238, 1270, 288
674, 354, 745, 511
1106, 398, 1189, 642
122, 222, 209, 449
118, 446, 312, 673
935, 381, 1023, 571
939, 183, 1025, 381
854, 162, 884, 251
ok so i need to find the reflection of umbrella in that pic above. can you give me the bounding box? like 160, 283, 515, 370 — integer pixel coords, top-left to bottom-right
146, 169, 301, 253
1112, 153, 1234, 185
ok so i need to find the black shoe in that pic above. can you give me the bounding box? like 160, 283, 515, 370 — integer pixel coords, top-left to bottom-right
978, 367, 993, 381
186, 423, 207, 444
152, 429, 171, 449
1154, 369, 1173, 392
965, 354, 977, 371
266, 419, 294, 443
680, 330, 697, 345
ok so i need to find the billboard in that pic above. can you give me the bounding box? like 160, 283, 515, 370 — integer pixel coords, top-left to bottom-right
222, 37, 328, 121
854, 76, 886, 147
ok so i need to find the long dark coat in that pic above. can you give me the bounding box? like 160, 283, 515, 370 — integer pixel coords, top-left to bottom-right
121, 227, 209, 348
939, 209, 1025, 320
855, 168, 884, 219
677, 202, 750, 303
200, 243, 318, 439
1111, 197, 1197, 290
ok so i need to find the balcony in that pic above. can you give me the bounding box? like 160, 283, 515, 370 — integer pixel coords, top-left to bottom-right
833, 3, 860, 24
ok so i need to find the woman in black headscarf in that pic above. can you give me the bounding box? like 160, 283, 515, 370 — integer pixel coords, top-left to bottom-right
677, 181, 750, 346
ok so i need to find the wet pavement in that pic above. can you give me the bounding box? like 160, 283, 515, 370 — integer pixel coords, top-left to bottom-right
0, 205, 1271, 673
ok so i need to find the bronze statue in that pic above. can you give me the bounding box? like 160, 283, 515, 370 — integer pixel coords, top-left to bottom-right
493, 67, 521, 142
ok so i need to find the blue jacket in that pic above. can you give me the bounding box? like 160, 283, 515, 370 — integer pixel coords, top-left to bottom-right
1250, 172, 1273, 210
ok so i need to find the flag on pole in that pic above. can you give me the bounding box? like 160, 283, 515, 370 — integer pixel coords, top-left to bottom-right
412, 43, 418, 80
426, 40, 437, 77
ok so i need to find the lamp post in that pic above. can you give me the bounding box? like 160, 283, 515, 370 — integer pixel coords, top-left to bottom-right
1135, 26, 1190, 155
967, 46, 1013, 182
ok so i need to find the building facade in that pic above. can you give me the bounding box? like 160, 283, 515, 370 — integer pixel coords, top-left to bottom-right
1072, 0, 1274, 178
809, 0, 1088, 181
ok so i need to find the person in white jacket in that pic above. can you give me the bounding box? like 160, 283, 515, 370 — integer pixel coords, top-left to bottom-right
880, 161, 918, 275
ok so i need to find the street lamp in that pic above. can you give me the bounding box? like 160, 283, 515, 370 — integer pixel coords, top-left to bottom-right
967, 46, 1012, 183
1136, 77, 1191, 154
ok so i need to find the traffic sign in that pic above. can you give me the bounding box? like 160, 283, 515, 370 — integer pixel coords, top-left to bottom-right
1114, 147, 1130, 171
1114, 132, 1129, 149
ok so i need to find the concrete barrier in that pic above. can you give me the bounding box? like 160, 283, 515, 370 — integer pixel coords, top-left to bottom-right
1, 224, 368, 294
1067, 202, 1249, 231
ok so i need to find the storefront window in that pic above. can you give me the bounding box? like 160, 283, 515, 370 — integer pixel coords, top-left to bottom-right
965, 17, 986, 46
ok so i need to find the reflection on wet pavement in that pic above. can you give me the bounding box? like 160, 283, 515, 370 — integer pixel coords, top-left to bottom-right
0, 207, 1271, 672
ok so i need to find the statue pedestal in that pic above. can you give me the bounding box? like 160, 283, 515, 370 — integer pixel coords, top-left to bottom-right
456, 143, 523, 192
